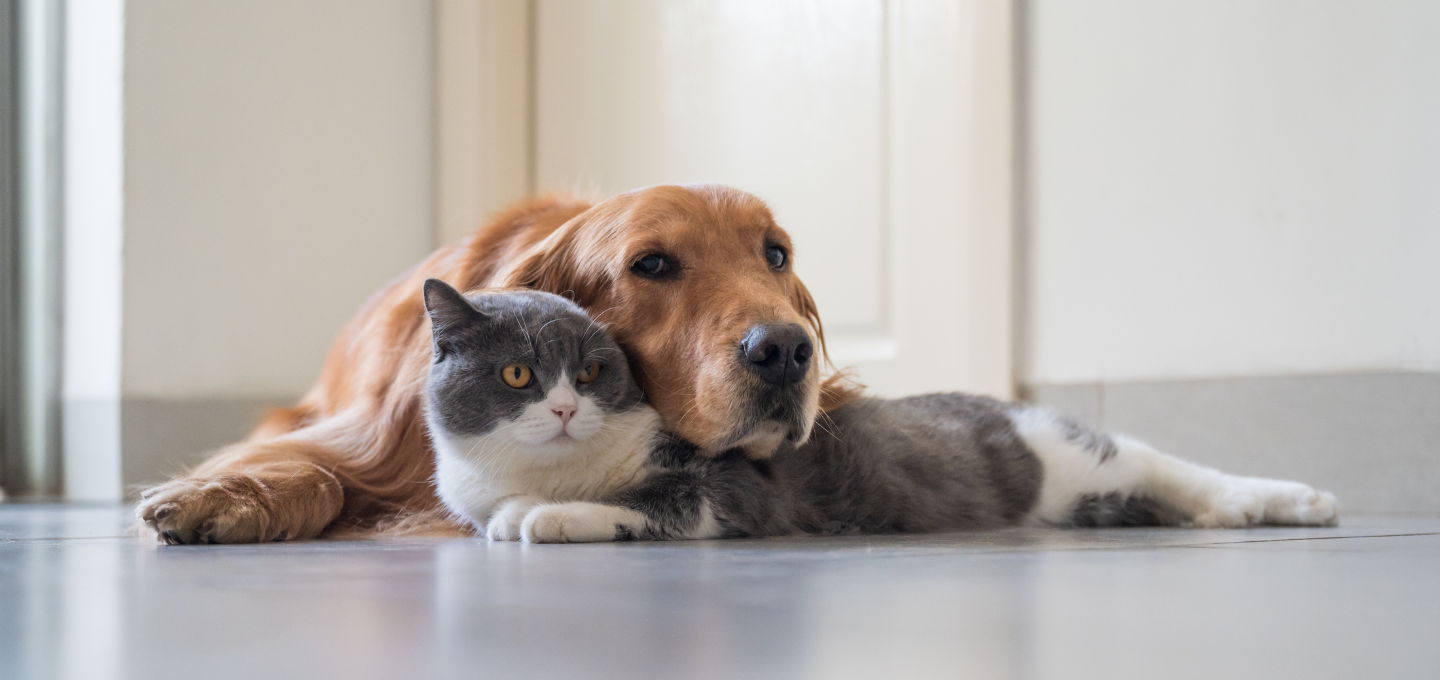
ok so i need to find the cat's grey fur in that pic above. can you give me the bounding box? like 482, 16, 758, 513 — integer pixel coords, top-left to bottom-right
425, 286, 1339, 543
423, 281, 661, 538
424, 281, 644, 434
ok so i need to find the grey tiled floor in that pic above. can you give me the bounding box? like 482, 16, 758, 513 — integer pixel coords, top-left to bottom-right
2, 505, 1437, 680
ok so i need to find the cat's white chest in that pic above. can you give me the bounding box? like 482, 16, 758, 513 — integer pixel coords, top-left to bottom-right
429, 406, 661, 530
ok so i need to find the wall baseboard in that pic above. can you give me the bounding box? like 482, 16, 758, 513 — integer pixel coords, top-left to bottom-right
100, 373, 1440, 514
1027, 371, 1440, 516
119, 396, 294, 496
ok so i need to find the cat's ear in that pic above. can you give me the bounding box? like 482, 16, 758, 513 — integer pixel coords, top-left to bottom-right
422, 279, 483, 338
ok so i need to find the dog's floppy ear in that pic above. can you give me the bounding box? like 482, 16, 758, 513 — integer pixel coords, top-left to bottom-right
787, 277, 827, 366
788, 276, 863, 411
493, 213, 609, 307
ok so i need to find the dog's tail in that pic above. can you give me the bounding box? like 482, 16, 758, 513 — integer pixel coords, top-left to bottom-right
322, 507, 474, 540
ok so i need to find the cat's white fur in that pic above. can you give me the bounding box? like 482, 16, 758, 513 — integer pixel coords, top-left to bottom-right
1010, 408, 1338, 527
428, 373, 661, 538
518, 498, 722, 543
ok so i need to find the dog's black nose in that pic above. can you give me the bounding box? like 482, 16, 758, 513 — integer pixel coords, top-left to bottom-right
741, 323, 813, 387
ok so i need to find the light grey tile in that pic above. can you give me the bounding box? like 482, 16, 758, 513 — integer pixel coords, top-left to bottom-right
2, 505, 1438, 680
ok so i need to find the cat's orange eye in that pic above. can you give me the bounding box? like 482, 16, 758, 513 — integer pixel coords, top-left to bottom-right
501, 364, 532, 388
576, 362, 601, 384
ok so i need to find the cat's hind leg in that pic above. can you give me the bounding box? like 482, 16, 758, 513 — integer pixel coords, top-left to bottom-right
1010, 407, 1338, 528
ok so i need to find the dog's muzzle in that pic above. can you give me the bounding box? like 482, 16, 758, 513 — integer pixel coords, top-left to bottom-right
740, 323, 813, 388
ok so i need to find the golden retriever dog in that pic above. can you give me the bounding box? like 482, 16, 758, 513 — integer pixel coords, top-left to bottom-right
138, 184, 852, 544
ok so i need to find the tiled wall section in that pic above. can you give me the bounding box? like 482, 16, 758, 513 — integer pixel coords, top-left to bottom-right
1029, 372, 1440, 516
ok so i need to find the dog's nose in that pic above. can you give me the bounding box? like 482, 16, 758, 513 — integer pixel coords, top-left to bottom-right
741, 323, 813, 387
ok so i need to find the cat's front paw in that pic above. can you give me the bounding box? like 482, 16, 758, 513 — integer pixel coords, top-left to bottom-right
520, 502, 647, 544
485, 496, 543, 541
1193, 477, 1339, 528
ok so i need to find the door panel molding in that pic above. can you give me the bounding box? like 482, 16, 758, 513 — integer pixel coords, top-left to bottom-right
435, 0, 1016, 398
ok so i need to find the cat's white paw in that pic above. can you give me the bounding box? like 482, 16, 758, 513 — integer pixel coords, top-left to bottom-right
1260, 483, 1339, 526
520, 502, 646, 544
485, 496, 543, 541
1193, 477, 1339, 528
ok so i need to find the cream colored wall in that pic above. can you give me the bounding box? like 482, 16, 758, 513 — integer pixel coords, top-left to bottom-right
523, 0, 1015, 399
435, 0, 532, 246
63, 0, 125, 500
122, 0, 437, 399
1024, 0, 1440, 385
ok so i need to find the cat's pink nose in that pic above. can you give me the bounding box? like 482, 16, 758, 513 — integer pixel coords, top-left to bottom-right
551, 404, 576, 425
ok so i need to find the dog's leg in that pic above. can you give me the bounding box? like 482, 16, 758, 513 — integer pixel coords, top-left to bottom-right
1011, 408, 1339, 528
136, 438, 347, 544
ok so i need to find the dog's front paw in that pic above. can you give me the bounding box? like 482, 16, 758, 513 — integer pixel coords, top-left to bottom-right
485, 496, 543, 541
520, 503, 647, 544
137, 475, 278, 544
1194, 478, 1339, 528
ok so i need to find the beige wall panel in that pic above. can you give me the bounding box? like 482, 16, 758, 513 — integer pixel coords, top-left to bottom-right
436, 0, 532, 245
531, 0, 1014, 398
123, 0, 436, 399
1025, 0, 1440, 384
535, 0, 888, 335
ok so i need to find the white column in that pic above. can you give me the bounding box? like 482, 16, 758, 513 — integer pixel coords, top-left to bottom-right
62, 0, 125, 502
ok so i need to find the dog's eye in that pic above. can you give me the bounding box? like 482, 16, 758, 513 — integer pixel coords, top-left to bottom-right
766, 245, 787, 270
631, 254, 673, 278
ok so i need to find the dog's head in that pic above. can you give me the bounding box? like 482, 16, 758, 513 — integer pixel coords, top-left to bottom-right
497, 184, 833, 458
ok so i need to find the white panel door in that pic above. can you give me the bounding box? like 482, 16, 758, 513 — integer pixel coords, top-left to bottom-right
486, 0, 1012, 398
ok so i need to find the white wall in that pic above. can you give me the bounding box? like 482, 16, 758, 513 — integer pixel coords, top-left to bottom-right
527, 0, 1015, 398
63, 0, 124, 500
122, 0, 436, 399
535, 0, 888, 336
1025, 0, 1440, 385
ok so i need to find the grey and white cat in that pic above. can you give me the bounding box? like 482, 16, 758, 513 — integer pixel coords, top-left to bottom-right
424, 281, 1339, 544
422, 280, 660, 541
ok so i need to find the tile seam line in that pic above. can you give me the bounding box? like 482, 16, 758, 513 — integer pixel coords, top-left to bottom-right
1177, 531, 1439, 547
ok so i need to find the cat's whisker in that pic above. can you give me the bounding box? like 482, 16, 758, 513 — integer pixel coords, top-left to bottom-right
535, 316, 575, 345
511, 311, 536, 357
580, 309, 620, 345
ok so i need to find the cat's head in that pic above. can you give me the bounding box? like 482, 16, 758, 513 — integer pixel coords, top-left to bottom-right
422, 280, 645, 456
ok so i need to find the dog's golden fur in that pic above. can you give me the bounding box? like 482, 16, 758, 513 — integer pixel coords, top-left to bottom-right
137, 185, 857, 543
